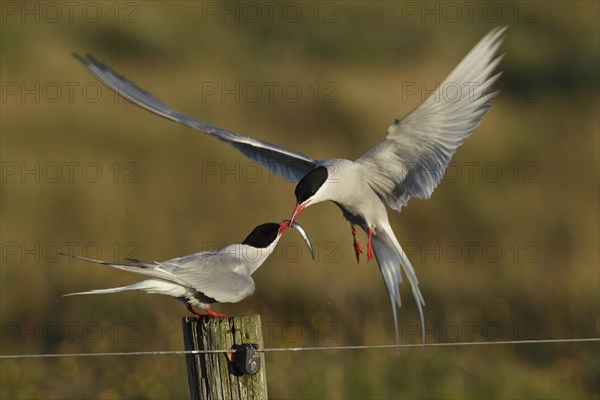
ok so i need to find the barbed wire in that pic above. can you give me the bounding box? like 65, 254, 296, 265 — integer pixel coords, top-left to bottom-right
1, 337, 598, 360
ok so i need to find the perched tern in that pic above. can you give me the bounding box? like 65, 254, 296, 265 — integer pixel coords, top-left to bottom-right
74, 26, 507, 341
63, 221, 314, 317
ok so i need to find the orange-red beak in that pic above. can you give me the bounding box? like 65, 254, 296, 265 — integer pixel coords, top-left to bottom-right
278, 220, 291, 235
290, 202, 307, 225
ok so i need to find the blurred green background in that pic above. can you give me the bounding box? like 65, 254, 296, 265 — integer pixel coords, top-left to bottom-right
1, 1, 598, 399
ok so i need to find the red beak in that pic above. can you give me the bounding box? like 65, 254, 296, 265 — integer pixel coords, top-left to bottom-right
290, 202, 306, 225
278, 220, 291, 235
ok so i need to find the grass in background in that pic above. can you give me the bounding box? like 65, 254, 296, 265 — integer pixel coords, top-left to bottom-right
1, 1, 598, 398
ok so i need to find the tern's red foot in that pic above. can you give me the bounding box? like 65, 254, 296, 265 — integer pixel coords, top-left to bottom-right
352, 227, 363, 263
205, 307, 230, 318
366, 228, 374, 261
187, 305, 202, 319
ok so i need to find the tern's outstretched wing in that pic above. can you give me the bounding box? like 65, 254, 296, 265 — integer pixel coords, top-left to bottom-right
357, 27, 507, 211
73, 53, 317, 182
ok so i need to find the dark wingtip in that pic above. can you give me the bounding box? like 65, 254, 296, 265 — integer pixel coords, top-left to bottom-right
71, 52, 90, 66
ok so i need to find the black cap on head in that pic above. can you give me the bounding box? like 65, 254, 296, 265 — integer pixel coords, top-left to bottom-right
242, 223, 280, 248
295, 166, 328, 204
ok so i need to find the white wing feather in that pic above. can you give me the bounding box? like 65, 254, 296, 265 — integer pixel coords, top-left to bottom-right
73, 53, 317, 182
357, 26, 507, 210
61, 254, 187, 285
167, 248, 256, 303
62, 253, 255, 304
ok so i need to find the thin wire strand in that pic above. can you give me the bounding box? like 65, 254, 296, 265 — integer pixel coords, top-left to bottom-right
1, 338, 598, 360
261, 338, 600, 353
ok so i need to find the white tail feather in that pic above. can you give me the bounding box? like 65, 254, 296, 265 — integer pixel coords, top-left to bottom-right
63, 281, 150, 297
372, 224, 426, 344
63, 279, 187, 298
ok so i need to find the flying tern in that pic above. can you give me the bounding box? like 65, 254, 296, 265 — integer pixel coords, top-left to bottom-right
74, 26, 507, 341
63, 221, 314, 317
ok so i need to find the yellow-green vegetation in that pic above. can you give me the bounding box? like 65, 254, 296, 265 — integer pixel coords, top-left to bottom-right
1, 1, 598, 399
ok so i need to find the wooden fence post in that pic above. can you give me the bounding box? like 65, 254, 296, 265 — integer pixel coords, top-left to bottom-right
182, 315, 268, 400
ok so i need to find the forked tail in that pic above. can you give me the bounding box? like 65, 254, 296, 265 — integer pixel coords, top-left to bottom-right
63, 280, 159, 297
371, 224, 426, 345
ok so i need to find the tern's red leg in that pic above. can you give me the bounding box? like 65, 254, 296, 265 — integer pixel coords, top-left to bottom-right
186, 305, 202, 319
366, 228, 374, 261
205, 307, 230, 318
352, 227, 363, 263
